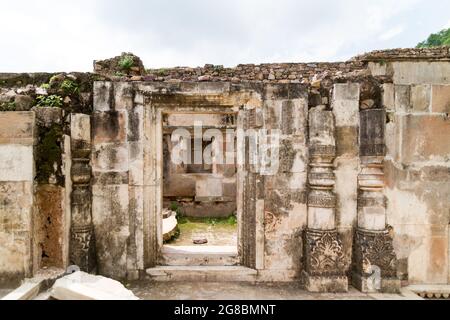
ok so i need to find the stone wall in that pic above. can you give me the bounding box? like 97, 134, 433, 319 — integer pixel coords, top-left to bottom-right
0, 112, 35, 287
368, 58, 450, 285
0, 47, 449, 290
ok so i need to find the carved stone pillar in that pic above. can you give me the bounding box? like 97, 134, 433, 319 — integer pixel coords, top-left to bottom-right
69, 114, 96, 273
352, 109, 400, 293
303, 106, 348, 292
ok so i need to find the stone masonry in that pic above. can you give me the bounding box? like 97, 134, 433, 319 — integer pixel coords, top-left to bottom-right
0, 47, 449, 293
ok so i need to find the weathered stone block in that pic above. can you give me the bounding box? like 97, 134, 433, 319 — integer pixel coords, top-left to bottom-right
334, 158, 358, 228
400, 115, 450, 164
92, 111, 127, 144
392, 61, 450, 85
335, 126, 358, 157
71, 114, 90, 144
92, 143, 129, 172
410, 85, 431, 113
280, 99, 307, 135
431, 85, 450, 114
309, 107, 335, 147
163, 174, 196, 197
51, 271, 139, 300
0, 181, 33, 284
92, 184, 130, 279
33, 107, 62, 127
93, 81, 112, 112
0, 145, 34, 182
114, 82, 134, 110
333, 83, 360, 101
196, 176, 223, 198
382, 83, 395, 110
128, 142, 144, 186
128, 105, 143, 142
34, 184, 65, 269
359, 109, 386, 157
0, 112, 35, 145
394, 85, 410, 112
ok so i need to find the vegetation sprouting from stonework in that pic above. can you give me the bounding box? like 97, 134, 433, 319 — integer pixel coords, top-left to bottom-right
35, 124, 63, 185
0, 101, 16, 111
417, 28, 450, 48
36, 95, 63, 108
60, 79, 80, 94
118, 55, 135, 71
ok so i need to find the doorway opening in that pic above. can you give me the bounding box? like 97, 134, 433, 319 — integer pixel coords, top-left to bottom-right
159, 112, 238, 266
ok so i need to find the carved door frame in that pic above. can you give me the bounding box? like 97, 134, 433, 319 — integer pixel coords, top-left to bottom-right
140, 89, 263, 269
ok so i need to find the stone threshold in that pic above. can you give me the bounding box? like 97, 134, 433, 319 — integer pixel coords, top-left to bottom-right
159, 245, 239, 266
146, 266, 257, 282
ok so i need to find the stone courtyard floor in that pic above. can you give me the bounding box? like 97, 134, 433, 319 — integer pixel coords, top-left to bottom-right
128, 281, 420, 300
167, 217, 237, 246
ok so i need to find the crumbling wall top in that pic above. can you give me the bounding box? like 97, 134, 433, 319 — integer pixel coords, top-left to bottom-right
353, 47, 450, 62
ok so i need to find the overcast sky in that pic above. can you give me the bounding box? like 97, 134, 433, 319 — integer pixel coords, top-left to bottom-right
1, 0, 449, 72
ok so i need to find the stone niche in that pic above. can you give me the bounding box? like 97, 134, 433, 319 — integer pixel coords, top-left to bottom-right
90, 81, 309, 281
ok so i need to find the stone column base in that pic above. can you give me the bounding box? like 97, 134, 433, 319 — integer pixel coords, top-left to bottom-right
352, 273, 401, 293
70, 224, 97, 273
352, 228, 400, 293
302, 229, 348, 293
302, 271, 348, 293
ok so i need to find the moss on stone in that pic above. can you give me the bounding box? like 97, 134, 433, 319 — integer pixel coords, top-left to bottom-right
35, 124, 63, 185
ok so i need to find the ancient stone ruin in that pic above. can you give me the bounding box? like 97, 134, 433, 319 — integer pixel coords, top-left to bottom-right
0, 48, 449, 294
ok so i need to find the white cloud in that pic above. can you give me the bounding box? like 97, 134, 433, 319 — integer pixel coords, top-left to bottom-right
379, 26, 405, 41
0, 0, 446, 71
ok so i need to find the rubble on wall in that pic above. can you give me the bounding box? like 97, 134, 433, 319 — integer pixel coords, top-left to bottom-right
353, 47, 450, 62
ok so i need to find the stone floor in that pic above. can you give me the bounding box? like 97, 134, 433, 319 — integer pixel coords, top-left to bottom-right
128, 281, 419, 300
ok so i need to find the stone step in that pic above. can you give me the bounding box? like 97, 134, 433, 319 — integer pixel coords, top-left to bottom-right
159, 245, 238, 266
146, 266, 257, 282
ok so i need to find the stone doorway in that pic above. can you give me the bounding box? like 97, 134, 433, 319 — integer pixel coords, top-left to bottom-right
91, 82, 272, 280
136, 83, 265, 272
159, 111, 239, 266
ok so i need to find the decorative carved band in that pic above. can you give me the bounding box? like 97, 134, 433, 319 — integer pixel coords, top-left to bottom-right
303, 229, 346, 277
357, 196, 386, 208
308, 193, 336, 208
70, 224, 96, 272
360, 144, 386, 157
353, 228, 397, 278
309, 145, 336, 157
308, 172, 335, 182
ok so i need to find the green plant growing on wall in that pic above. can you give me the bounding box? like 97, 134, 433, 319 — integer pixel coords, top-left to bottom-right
118, 55, 134, 71
60, 79, 79, 94
36, 95, 63, 108
0, 101, 16, 111
40, 83, 50, 89
155, 68, 168, 76
49, 75, 60, 85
